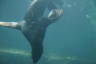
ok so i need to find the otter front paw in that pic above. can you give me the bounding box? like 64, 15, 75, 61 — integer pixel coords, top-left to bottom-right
48, 9, 64, 20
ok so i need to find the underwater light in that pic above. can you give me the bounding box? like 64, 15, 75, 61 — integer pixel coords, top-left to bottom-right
0, 48, 31, 56
0, 48, 89, 63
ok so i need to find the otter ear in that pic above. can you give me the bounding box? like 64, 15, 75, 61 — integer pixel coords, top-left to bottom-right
48, 9, 64, 20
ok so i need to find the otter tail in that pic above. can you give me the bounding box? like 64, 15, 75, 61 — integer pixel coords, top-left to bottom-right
22, 25, 46, 63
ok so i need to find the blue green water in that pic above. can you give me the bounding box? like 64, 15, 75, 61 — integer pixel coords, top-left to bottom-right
0, 0, 96, 64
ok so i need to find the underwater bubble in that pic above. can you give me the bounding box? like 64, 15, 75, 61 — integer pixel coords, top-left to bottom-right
67, 4, 72, 8
86, 14, 91, 19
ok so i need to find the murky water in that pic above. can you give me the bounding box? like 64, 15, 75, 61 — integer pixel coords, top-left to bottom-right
0, 0, 96, 64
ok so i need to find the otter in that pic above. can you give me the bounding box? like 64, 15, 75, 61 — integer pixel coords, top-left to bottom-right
0, 0, 64, 63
